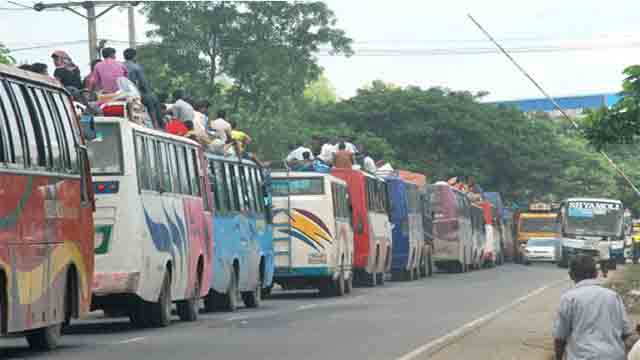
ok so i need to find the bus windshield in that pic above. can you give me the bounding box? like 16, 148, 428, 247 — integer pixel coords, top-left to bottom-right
565, 201, 623, 237
272, 178, 324, 196
520, 217, 559, 233
87, 123, 123, 175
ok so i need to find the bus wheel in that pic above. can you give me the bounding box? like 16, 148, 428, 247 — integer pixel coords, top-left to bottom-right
427, 254, 433, 277
365, 272, 377, 287
223, 269, 239, 312
376, 272, 385, 285
26, 323, 61, 350
149, 271, 172, 327
177, 276, 200, 322
242, 278, 262, 308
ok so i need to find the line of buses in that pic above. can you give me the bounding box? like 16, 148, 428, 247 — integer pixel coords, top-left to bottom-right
0, 64, 536, 351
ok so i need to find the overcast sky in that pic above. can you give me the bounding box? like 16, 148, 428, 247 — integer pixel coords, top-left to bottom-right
2, 0, 640, 101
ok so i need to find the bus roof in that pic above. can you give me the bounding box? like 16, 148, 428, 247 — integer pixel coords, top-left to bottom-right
0, 63, 65, 90
563, 197, 623, 204
205, 152, 260, 167
94, 117, 202, 147
271, 171, 347, 186
331, 167, 386, 182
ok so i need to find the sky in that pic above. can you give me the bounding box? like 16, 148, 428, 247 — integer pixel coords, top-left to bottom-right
2, 0, 640, 101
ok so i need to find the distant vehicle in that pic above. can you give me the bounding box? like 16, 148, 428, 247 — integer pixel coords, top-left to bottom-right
204, 154, 274, 310
429, 182, 474, 273
501, 209, 516, 262
332, 168, 392, 286
523, 238, 561, 264
514, 203, 560, 262
557, 198, 624, 269
0, 64, 95, 349
88, 115, 212, 327
271, 172, 354, 296
385, 176, 421, 280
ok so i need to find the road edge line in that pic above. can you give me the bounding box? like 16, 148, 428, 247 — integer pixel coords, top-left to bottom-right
394, 278, 568, 360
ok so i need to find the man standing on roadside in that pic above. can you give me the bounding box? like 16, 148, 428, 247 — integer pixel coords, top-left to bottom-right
553, 254, 633, 360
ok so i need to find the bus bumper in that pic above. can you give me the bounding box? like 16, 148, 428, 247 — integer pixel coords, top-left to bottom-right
92, 271, 141, 295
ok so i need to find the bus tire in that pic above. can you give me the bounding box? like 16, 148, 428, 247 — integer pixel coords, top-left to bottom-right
427, 254, 433, 277
366, 272, 377, 287
129, 300, 151, 328
376, 272, 385, 285
242, 278, 262, 308
177, 274, 200, 322
149, 271, 172, 328
223, 268, 239, 312
26, 323, 62, 351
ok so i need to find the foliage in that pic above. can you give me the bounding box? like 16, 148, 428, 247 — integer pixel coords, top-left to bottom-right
583, 65, 640, 149
141, 1, 352, 111
0, 43, 15, 65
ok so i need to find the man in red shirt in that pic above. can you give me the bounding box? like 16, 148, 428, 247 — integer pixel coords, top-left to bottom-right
93, 47, 128, 94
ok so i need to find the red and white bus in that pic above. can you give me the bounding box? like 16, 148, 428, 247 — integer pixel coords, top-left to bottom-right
0, 64, 94, 349
331, 168, 392, 286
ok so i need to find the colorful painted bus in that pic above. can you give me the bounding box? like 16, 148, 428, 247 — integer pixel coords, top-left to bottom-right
385, 176, 420, 281
88, 115, 212, 327
0, 64, 94, 349
332, 168, 392, 286
429, 182, 474, 273
204, 153, 273, 311
271, 172, 354, 296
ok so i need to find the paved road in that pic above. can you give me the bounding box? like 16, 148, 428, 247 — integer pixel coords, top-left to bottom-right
0, 263, 568, 360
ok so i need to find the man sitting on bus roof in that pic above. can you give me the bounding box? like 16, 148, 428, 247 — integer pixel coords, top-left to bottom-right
334, 142, 354, 169
286, 143, 314, 169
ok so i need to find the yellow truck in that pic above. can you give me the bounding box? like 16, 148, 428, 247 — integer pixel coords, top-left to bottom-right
515, 203, 560, 262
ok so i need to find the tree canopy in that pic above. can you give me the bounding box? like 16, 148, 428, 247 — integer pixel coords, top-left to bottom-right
136, 2, 638, 212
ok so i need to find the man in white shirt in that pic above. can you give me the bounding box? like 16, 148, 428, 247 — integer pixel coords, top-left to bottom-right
286, 145, 314, 163
208, 110, 232, 143
553, 254, 632, 360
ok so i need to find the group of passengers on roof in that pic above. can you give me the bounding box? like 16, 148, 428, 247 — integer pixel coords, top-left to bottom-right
285, 135, 378, 174
18, 47, 259, 165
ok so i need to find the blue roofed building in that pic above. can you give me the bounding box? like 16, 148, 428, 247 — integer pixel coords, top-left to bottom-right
492, 92, 622, 118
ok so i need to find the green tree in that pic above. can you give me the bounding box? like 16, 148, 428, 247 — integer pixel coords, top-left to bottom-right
141, 1, 352, 110
0, 43, 14, 65
304, 74, 337, 105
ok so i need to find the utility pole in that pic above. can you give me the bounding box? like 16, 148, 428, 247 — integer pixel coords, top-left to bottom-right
33, 1, 140, 60
128, 4, 136, 49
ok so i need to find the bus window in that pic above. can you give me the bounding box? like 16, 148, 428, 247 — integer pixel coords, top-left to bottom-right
243, 166, 256, 212
23, 86, 53, 169
157, 142, 172, 192
51, 92, 78, 173
166, 143, 180, 193
0, 81, 24, 166
32, 88, 62, 170
9, 82, 43, 168
0, 83, 11, 163
187, 148, 200, 196
175, 145, 191, 195
43, 91, 70, 169
87, 123, 122, 175
252, 168, 264, 212
135, 135, 150, 190
146, 138, 159, 191
224, 162, 240, 211
210, 161, 226, 212
233, 164, 246, 211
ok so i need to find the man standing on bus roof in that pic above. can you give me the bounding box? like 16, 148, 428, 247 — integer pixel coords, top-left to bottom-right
123, 48, 163, 129
553, 254, 633, 360
171, 89, 195, 125
93, 47, 128, 94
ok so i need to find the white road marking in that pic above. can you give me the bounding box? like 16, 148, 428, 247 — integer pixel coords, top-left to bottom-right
297, 303, 319, 311
394, 278, 567, 360
114, 337, 146, 345
225, 315, 249, 322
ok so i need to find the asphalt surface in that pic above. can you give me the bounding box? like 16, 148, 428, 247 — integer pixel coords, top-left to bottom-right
0, 263, 568, 360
